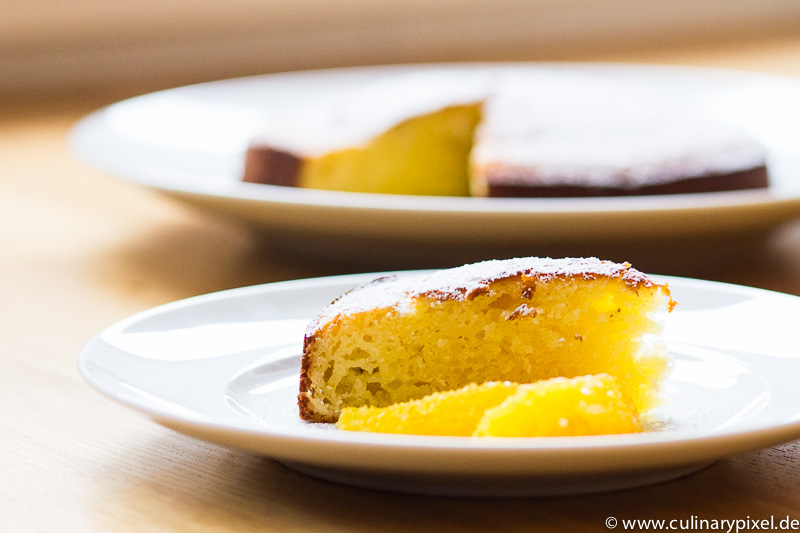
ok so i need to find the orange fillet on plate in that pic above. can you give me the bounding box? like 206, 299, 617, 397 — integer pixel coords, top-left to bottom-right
336, 374, 642, 437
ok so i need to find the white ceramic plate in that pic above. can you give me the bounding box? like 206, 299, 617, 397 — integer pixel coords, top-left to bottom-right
69, 63, 800, 268
78, 272, 800, 497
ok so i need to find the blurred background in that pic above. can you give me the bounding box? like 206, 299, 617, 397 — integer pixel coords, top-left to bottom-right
4, 0, 800, 100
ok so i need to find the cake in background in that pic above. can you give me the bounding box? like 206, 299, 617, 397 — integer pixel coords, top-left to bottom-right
244, 69, 768, 197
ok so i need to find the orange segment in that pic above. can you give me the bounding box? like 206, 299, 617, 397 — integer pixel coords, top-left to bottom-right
336, 374, 642, 437
475, 374, 641, 437
336, 381, 518, 436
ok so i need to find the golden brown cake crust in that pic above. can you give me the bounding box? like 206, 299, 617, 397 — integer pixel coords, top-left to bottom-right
297, 257, 673, 422
307, 257, 662, 331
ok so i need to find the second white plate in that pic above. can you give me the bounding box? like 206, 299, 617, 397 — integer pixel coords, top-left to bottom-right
69, 63, 800, 268
78, 272, 800, 496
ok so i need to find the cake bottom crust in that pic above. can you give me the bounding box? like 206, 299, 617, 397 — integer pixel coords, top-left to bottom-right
484, 166, 769, 197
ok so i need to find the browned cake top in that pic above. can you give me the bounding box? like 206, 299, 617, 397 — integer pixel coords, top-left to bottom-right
306, 257, 666, 337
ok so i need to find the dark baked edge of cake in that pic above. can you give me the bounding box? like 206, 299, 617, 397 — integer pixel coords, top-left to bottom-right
243, 145, 302, 186
484, 165, 769, 198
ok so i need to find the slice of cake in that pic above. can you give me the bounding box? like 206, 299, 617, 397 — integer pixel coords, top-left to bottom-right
335, 374, 642, 437
299, 257, 674, 423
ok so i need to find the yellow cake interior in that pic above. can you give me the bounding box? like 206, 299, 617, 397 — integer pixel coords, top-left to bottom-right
303, 273, 671, 422
336, 374, 642, 437
298, 103, 481, 196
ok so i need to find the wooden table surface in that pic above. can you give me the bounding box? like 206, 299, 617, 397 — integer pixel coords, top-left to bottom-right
3, 33, 800, 532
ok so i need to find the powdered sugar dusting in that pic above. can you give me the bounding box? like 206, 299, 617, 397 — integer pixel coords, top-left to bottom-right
472, 71, 767, 189
306, 257, 657, 335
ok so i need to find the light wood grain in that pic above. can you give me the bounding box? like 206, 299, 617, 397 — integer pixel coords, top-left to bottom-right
3, 33, 800, 532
